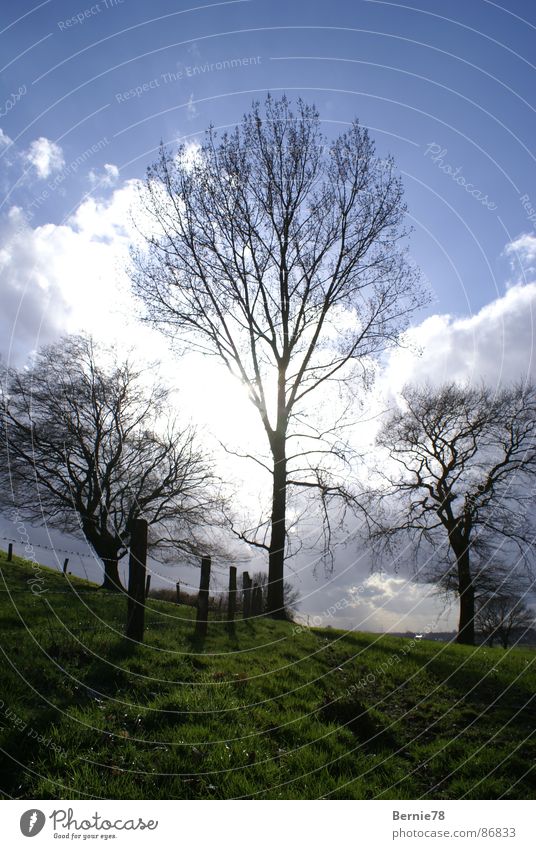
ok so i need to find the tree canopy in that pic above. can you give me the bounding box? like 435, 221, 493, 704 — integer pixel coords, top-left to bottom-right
132, 95, 423, 615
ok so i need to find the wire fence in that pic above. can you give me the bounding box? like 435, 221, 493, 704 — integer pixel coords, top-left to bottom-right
1, 535, 247, 581
0, 536, 258, 630
1, 535, 96, 558
2, 511, 274, 652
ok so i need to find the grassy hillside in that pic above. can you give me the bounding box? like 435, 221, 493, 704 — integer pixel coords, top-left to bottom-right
0, 550, 535, 800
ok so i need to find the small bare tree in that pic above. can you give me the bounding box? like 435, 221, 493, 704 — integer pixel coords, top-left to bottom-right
249, 570, 300, 618
372, 381, 536, 645
0, 334, 222, 590
131, 95, 422, 617
476, 590, 534, 649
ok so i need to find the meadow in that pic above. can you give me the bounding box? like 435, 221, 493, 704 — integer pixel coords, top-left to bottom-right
0, 550, 534, 800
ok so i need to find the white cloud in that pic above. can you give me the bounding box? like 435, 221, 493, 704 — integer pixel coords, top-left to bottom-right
0, 182, 148, 364
505, 232, 536, 264
0, 178, 185, 368
69, 178, 139, 242
177, 140, 202, 171
88, 162, 120, 188
186, 93, 198, 119
0, 207, 72, 362
301, 569, 452, 632
348, 575, 443, 633
505, 232, 536, 282
23, 137, 65, 179
381, 281, 536, 398
0, 128, 12, 147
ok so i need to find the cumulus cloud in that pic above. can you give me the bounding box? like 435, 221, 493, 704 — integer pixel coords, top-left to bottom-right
0, 175, 191, 371
348, 575, 442, 632
88, 162, 120, 188
0, 128, 12, 147
68, 178, 152, 248
505, 232, 536, 281
299, 566, 451, 632
377, 233, 536, 401
0, 181, 153, 365
0, 207, 72, 363
380, 281, 536, 398
23, 137, 65, 179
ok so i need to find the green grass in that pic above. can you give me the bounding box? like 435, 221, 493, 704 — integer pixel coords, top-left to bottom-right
1, 550, 535, 799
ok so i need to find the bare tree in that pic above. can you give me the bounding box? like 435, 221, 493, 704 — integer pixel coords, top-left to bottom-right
372, 381, 536, 644
476, 589, 534, 649
131, 95, 422, 617
437, 555, 535, 647
0, 334, 222, 590
249, 570, 300, 618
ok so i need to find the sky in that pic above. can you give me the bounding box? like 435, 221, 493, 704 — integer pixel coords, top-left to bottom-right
1, 0, 536, 632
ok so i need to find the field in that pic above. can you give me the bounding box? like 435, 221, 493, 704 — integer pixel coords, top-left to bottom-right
0, 550, 535, 800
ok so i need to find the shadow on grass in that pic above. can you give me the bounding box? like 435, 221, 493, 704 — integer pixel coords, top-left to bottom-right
321, 694, 399, 752
0, 704, 64, 797
336, 636, 536, 717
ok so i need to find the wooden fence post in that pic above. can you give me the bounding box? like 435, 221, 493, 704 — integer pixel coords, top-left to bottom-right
7, 543, 13, 562
251, 583, 263, 617
242, 571, 251, 619
63, 558, 69, 574
126, 518, 148, 643
194, 556, 211, 640
145, 575, 151, 598
256, 584, 264, 616
227, 566, 237, 632
176, 581, 181, 604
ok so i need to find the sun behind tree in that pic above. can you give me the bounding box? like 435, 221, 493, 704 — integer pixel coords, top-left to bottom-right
131, 94, 424, 617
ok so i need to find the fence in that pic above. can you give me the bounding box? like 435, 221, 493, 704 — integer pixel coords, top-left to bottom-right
2, 529, 261, 645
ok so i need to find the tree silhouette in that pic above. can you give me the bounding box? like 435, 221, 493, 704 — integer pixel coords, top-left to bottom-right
132, 95, 422, 617
372, 381, 536, 644
1, 334, 222, 590
476, 587, 534, 649
249, 569, 300, 617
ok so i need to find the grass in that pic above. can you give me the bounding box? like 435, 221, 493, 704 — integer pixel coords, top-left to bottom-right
0, 549, 535, 800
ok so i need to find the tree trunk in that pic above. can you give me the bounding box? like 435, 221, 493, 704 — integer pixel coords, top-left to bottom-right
83, 522, 124, 592
500, 628, 509, 650
101, 556, 123, 592
456, 549, 475, 645
267, 429, 287, 619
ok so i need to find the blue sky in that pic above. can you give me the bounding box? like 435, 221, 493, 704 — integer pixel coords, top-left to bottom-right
2, 0, 535, 318
1, 0, 535, 630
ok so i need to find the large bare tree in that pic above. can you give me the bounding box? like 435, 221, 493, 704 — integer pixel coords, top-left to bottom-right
373, 381, 536, 644
0, 334, 222, 590
131, 95, 422, 617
